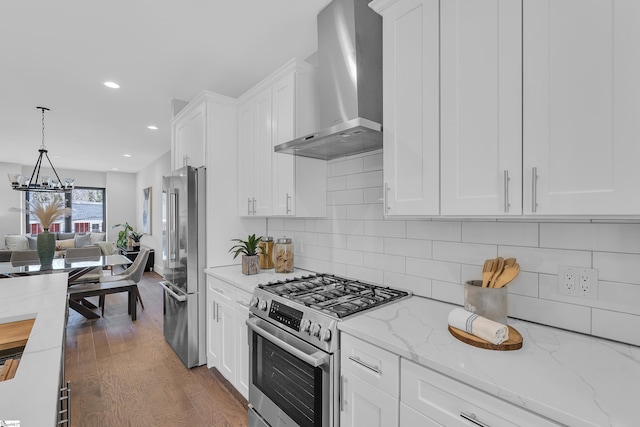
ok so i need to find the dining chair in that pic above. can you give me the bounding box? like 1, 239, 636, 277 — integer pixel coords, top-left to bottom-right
10, 250, 39, 265
66, 246, 103, 284
98, 248, 149, 315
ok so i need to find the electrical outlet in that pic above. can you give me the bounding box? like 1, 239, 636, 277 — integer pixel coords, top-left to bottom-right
558, 266, 598, 299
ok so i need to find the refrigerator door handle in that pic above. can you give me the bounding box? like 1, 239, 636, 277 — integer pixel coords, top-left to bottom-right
169, 190, 179, 263
160, 281, 187, 302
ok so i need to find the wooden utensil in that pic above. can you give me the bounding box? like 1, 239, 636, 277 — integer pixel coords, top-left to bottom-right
504, 258, 517, 268
493, 263, 520, 288
488, 257, 505, 288
481, 258, 495, 288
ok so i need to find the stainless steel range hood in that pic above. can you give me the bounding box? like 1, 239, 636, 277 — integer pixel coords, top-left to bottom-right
274, 0, 382, 160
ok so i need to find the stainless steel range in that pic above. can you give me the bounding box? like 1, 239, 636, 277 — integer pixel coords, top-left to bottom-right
247, 273, 410, 427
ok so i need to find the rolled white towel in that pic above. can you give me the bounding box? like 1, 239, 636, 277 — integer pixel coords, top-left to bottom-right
448, 308, 509, 345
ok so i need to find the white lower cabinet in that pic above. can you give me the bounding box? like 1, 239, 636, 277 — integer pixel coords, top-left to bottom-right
340, 334, 399, 427
206, 275, 252, 399
400, 403, 441, 427
401, 359, 561, 426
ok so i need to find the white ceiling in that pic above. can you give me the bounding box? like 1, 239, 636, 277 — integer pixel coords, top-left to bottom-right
0, 0, 332, 174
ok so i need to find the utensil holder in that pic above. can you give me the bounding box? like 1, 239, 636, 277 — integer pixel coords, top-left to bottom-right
464, 280, 508, 325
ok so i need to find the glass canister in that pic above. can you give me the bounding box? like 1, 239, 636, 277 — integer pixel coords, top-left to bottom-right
259, 236, 274, 269
273, 237, 294, 273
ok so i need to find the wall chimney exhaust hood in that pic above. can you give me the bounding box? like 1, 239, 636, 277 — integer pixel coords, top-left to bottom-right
274, 0, 382, 161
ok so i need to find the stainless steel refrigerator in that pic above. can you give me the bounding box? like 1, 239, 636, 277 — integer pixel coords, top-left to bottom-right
160, 165, 206, 368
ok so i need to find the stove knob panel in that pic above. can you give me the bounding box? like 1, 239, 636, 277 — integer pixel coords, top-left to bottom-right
310, 323, 321, 337
300, 319, 311, 333
320, 328, 332, 342
258, 300, 268, 311
250, 297, 259, 308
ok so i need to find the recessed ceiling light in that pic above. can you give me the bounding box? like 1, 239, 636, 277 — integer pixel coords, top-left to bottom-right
104, 81, 120, 89
123, 154, 132, 158
147, 125, 158, 130
112, 168, 119, 171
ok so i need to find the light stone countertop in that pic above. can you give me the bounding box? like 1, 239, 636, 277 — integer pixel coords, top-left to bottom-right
0, 273, 69, 426
338, 295, 640, 427
204, 265, 315, 292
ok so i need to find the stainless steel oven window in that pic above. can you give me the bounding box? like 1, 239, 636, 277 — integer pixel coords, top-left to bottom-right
252, 332, 324, 426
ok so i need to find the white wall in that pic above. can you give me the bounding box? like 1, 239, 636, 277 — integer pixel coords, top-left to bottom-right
268, 150, 640, 347
0, 162, 24, 237
105, 172, 137, 243
136, 151, 171, 272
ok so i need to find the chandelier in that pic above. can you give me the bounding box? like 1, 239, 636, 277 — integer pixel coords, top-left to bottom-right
7, 107, 74, 193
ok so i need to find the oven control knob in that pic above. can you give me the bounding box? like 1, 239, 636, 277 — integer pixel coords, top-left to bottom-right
310, 323, 321, 337
250, 297, 259, 308
258, 300, 268, 311
300, 319, 311, 333
320, 328, 332, 342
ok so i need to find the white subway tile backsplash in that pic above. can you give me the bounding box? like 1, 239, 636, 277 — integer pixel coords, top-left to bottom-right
592, 309, 640, 346
268, 218, 284, 230
347, 235, 384, 253
294, 231, 318, 246
505, 271, 539, 298
363, 152, 383, 171
431, 281, 464, 305
541, 223, 640, 253
327, 175, 347, 191
283, 218, 306, 232
363, 252, 405, 274
330, 220, 364, 236
346, 170, 383, 189
499, 246, 591, 274
407, 220, 462, 242
463, 222, 538, 247
384, 237, 432, 259
406, 258, 460, 283
326, 205, 347, 220
329, 189, 363, 206
347, 204, 384, 220
593, 252, 640, 284
363, 187, 383, 204
508, 295, 592, 334
363, 220, 406, 238
384, 271, 432, 298
329, 157, 363, 176
316, 233, 348, 249
331, 248, 364, 267
346, 265, 383, 285
433, 241, 496, 265
304, 245, 331, 261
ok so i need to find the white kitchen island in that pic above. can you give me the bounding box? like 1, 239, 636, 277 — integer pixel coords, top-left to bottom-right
339, 296, 640, 427
0, 273, 69, 426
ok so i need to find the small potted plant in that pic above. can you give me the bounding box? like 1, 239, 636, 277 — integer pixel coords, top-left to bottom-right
112, 222, 143, 248
229, 234, 263, 275
129, 230, 144, 247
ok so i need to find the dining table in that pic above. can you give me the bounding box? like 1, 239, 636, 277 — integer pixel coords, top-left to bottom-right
0, 254, 132, 319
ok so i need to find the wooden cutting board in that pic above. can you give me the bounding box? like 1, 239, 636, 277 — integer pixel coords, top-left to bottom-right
448, 324, 523, 351
0, 358, 20, 381
0, 318, 35, 352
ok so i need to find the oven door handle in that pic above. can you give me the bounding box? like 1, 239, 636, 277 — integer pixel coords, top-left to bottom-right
246, 318, 329, 368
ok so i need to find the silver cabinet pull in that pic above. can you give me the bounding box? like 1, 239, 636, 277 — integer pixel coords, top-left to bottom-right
384, 182, 391, 213
286, 193, 292, 214
247, 197, 252, 215
348, 355, 381, 374
503, 170, 510, 213
216, 302, 221, 323
531, 167, 538, 213
236, 300, 251, 308
340, 375, 347, 412
460, 412, 491, 427
252, 198, 257, 215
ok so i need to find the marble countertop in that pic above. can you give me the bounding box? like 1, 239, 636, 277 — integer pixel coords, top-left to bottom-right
0, 273, 69, 426
338, 296, 639, 427
204, 265, 314, 291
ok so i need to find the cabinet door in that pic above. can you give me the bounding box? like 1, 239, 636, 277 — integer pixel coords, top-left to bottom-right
440, 0, 522, 216
341, 370, 399, 427
381, 0, 440, 216
174, 119, 189, 170
234, 300, 251, 399
186, 102, 206, 167
523, 0, 640, 215
206, 289, 219, 368
217, 301, 236, 383
238, 100, 257, 216
272, 73, 296, 216
253, 87, 273, 216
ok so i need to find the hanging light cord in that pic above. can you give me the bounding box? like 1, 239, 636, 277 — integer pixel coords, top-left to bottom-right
40, 106, 48, 149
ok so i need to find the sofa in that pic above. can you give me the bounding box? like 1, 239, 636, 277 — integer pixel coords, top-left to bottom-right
1, 232, 114, 262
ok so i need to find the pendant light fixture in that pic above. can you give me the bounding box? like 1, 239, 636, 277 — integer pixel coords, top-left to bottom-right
7, 106, 74, 193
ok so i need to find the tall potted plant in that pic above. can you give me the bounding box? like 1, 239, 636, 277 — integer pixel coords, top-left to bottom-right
28, 195, 71, 267
229, 234, 263, 275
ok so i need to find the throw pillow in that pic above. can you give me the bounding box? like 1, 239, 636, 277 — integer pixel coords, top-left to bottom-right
27, 236, 38, 250
74, 234, 92, 248
5, 235, 29, 251
89, 232, 106, 244
94, 241, 117, 255
58, 232, 76, 240
55, 239, 75, 251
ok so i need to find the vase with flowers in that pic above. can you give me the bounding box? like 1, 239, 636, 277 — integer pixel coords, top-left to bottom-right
28, 194, 71, 266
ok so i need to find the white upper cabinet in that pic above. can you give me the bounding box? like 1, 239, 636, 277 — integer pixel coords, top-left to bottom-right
172, 101, 206, 169
373, 0, 440, 216
522, 0, 640, 216
238, 59, 326, 218
440, 0, 522, 216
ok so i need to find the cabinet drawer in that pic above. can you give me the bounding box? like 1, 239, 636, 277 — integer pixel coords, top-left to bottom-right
401, 359, 561, 427
235, 288, 253, 314
401, 403, 442, 427
206, 276, 234, 305
341, 334, 400, 398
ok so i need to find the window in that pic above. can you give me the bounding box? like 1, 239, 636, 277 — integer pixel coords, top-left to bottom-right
26, 187, 106, 234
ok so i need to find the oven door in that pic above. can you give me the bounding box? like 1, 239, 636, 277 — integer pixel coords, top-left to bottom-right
247, 316, 335, 427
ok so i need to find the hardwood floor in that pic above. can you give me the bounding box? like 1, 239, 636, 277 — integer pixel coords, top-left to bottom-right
65, 271, 248, 427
